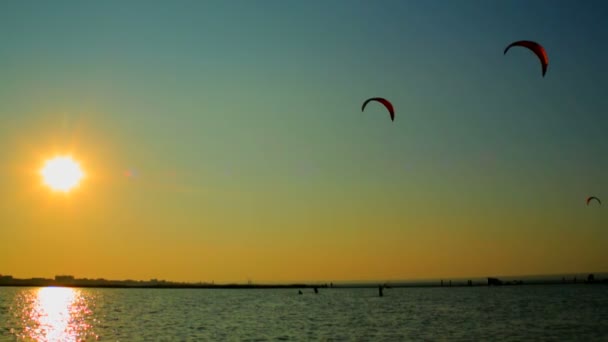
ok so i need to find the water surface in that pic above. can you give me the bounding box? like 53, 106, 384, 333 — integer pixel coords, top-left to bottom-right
1, 285, 607, 341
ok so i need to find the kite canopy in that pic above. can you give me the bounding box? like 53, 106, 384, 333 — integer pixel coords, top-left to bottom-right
586, 196, 601, 206
504, 40, 549, 77
362, 97, 395, 121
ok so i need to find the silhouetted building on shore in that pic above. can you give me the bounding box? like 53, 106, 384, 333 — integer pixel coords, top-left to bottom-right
488, 277, 503, 286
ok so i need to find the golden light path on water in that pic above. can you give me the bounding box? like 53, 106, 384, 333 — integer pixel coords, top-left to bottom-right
15, 287, 97, 341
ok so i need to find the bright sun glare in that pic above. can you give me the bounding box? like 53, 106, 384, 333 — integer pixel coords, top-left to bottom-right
41, 156, 85, 192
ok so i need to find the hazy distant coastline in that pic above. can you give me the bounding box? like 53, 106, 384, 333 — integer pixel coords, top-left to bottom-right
0, 273, 606, 289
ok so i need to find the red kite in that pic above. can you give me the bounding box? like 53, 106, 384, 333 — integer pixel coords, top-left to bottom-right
504, 40, 548, 77
362, 97, 395, 121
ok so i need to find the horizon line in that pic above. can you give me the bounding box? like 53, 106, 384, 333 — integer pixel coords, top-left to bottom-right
2, 270, 606, 285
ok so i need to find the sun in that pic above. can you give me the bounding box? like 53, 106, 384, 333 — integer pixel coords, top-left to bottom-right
40, 156, 85, 192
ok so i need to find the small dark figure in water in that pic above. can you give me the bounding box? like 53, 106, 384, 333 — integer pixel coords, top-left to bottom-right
378, 285, 384, 297
587, 274, 595, 283
298, 290, 303, 295
313, 287, 318, 294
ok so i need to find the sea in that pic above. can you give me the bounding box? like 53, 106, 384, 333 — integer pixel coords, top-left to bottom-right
0, 285, 607, 341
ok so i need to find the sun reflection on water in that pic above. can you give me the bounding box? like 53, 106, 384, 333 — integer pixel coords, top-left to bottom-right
14, 287, 97, 341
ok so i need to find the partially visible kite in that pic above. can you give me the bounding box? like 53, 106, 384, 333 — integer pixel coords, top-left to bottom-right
362, 97, 395, 121
504, 40, 548, 77
586, 196, 601, 206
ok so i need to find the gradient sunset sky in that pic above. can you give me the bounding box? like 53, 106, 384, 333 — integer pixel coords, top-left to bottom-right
0, 0, 606, 283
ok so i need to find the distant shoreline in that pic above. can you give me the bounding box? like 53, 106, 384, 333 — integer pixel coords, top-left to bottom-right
0, 279, 606, 290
